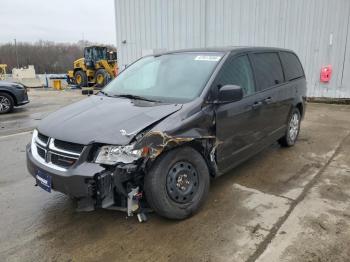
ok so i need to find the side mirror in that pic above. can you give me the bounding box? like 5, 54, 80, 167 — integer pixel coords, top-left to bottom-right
218, 85, 243, 103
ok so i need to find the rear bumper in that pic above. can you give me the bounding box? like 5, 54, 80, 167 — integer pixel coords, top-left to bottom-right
26, 143, 105, 198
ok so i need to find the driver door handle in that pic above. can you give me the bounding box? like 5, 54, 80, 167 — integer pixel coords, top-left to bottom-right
264, 97, 273, 104
252, 101, 263, 109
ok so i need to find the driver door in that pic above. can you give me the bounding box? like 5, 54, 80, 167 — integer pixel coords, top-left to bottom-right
214, 54, 265, 174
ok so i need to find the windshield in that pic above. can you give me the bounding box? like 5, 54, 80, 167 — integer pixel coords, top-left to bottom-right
94, 47, 107, 60
103, 53, 223, 103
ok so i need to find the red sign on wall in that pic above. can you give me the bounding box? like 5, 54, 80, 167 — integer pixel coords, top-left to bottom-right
320, 65, 332, 83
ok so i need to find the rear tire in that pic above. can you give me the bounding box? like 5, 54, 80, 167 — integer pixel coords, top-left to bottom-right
94, 69, 110, 88
74, 70, 88, 88
278, 108, 301, 147
0, 92, 14, 114
144, 147, 210, 220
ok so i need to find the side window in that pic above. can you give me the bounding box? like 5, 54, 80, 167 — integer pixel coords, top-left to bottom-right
215, 55, 255, 96
252, 52, 284, 91
280, 52, 304, 81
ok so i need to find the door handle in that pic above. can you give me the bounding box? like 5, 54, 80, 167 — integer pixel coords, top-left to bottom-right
264, 97, 273, 104
252, 101, 263, 109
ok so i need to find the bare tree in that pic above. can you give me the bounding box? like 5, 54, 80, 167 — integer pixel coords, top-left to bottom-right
0, 41, 116, 74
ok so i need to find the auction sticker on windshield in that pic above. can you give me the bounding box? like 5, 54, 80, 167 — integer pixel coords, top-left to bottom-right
194, 55, 222, 61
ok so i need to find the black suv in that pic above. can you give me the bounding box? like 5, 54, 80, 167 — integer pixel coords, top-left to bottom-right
26, 47, 306, 221
0, 81, 29, 113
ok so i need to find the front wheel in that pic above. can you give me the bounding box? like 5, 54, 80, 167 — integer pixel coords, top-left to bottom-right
144, 147, 210, 220
0, 92, 14, 114
94, 69, 110, 88
278, 108, 301, 147
74, 70, 88, 88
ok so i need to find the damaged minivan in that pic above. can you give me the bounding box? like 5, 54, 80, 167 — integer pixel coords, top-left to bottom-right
26, 47, 306, 221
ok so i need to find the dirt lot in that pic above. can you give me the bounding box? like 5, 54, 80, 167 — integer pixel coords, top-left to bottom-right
0, 89, 350, 262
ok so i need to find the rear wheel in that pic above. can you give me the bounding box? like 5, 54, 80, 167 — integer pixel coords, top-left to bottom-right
278, 108, 301, 147
144, 147, 210, 220
0, 92, 14, 114
94, 69, 110, 88
74, 70, 88, 88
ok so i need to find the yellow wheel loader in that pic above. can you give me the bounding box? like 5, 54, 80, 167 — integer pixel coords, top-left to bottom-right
0, 64, 7, 80
68, 46, 118, 88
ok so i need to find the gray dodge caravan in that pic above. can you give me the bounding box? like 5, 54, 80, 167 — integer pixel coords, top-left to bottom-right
27, 47, 306, 221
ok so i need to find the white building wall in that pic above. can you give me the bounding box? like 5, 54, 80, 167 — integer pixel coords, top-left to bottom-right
114, 0, 350, 98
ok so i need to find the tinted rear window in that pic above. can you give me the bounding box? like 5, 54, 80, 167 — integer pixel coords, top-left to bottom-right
252, 52, 284, 91
280, 52, 304, 81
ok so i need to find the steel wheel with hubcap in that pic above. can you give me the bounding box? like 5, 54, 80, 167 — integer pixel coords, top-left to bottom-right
166, 161, 199, 204
0, 92, 14, 114
145, 147, 210, 220
278, 108, 301, 147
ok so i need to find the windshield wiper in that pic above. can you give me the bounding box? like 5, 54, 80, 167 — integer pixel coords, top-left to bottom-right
98, 90, 111, 97
112, 94, 161, 102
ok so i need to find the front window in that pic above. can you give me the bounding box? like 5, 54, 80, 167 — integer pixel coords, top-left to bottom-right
214, 55, 256, 96
93, 47, 107, 60
103, 53, 223, 103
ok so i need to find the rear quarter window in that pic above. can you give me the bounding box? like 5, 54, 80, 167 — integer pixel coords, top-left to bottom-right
280, 52, 305, 81
251, 52, 284, 91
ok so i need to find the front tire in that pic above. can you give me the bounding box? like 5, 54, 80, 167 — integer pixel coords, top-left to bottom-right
278, 108, 301, 147
94, 69, 110, 88
0, 92, 14, 114
74, 70, 88, 88
144, 147, 210, 220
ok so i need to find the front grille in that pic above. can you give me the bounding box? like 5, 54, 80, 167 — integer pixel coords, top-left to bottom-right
32, 130, 84, 170
37, 133, 49, 144
37, 146, 46, 159
54, 139, 84, 154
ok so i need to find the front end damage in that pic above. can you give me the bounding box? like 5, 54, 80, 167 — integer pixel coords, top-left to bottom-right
82, 129, 219, 222
83, 162, 148, 221
27, 100, 220, 222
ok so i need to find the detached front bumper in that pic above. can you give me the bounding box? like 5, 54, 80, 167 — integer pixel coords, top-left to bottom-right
26, 143, 106, 198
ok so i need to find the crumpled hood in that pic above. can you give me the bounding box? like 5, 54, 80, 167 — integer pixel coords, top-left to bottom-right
38, 95, 182, 145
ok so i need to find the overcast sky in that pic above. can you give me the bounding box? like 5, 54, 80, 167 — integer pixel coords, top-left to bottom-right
0, 0, 116, 45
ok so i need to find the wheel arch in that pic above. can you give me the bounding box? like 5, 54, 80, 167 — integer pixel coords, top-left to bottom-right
73, 68, 83, 74
296, 102, 304, 118
184, 140, 217, 178
0, 90, 17, 106
143, 138, 218, 178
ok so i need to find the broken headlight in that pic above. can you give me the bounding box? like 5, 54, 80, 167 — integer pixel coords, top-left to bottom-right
95, 144, 143, 165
